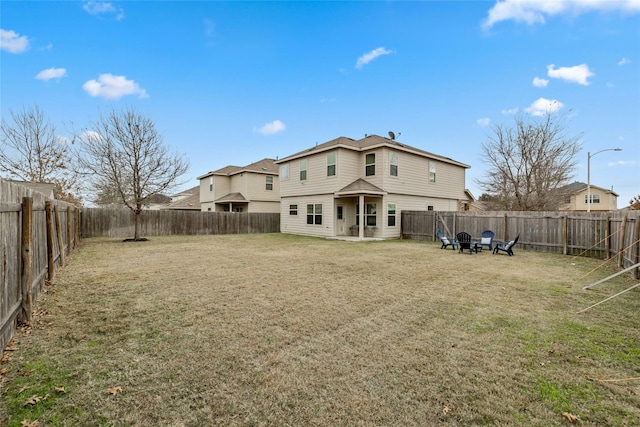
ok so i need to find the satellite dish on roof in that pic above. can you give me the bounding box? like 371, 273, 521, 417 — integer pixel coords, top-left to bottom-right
388, 131, 395, 140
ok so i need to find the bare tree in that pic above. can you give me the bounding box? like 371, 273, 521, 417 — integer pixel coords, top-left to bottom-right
629, 195, 640, 210
0, 104, 82, 204
476, 114, 582, 211
77, 107, 189, 240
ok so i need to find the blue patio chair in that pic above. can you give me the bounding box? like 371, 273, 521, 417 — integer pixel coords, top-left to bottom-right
437, 229, 457, 250
493, 234, 520, 256
456, 231, 478, 254
477, 230, 495, 251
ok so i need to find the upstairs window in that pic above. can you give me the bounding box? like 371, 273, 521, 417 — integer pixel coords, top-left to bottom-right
280, 164, 289, 180
390, 153, 398, 177
307, 204, 322, 225
585, 194, 601, 204
209, 177, 213, 191
300, 159, 307, 181
429, 161, 436, 183
366, 153, 376, 176
266, 175, 273, 191
327, 152, 336, 176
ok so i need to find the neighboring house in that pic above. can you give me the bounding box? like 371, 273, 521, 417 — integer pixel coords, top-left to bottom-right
198, 158, 280, 212
164, 186, 200, 211
462, 189, 488, 211
558, 181, 619, 212
141, 193, 172, 210
275, 134, 470, 240
8, 180, 56, 199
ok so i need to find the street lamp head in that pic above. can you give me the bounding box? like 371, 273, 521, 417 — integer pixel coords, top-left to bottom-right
614, 148, 622, 151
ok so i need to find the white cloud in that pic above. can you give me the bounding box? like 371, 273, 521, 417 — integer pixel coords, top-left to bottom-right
532, 77, 549, 87
256, 120, 286, 135
35, 67, 67, 81
355, 47, 393, 69
618, 57, 631, 65
501, 107, 519, 115
0, 29, 30, 53
79, 130, 103, 144
525, 97, 564, 116
547, 64, 594, 85
477, 118, 491, 127
82, 74, 148, 99
482, 0, 640, 29
83, 1, 124, 20
608, 160, 635, 167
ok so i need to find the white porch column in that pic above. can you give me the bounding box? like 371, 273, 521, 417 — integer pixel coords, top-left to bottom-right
358, 194, 365, 240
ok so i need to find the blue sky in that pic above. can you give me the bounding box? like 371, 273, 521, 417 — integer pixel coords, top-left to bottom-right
2, 0, 639, 207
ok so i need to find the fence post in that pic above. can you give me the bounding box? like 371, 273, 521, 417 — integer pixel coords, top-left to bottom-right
54, 204, 65, 267
67, 205, 73, 251
562, 215, 568, 255
20, 197, 33, 325
618, 215, 627, 268
75, 208, 80, 242
503, 213, 508, 241
45, 201, 55, 281
605, 216, 611, 259
635, 217, 640, 279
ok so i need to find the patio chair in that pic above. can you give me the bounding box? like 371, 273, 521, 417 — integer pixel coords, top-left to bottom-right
477, 230, 495, 251
456, 231, 478, 254
493, 234, 520, 256
437, 229, 457, 250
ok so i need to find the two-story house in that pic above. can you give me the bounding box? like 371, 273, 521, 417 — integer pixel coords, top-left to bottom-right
198, 158, 280, 212
275, 134, 469, 240
557, 181, 619, 212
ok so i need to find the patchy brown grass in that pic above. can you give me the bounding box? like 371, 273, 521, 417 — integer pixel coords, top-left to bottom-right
1, 234, 639, 426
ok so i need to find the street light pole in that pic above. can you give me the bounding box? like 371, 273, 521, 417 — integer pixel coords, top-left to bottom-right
587, 148, 622, 213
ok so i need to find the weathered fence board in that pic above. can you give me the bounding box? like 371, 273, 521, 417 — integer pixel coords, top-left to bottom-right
80, 208, 280, 238
0, 178, 78, 355
402, 210, 640, 276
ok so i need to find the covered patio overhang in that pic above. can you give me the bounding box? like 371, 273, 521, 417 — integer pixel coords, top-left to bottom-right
214, 192, 248, 212
334, 178, 387, 240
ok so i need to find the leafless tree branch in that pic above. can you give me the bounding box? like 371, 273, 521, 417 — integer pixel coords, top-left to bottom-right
476, 114, 582, 211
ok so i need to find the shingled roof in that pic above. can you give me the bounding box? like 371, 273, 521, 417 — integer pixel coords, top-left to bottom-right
335, 178, 386, 196
558, 181, 619, 196
275, 134, 469, 168
197, 158, 278, 179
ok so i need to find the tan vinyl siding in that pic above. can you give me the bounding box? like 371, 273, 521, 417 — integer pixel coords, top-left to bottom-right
382, 149, 466, 200
216, 176, 232, 198
571, 188, 618, 212
280, 195, 334, 237
247, 201, 281, 213
242, 173, 280, 204
279, 148, 360, 198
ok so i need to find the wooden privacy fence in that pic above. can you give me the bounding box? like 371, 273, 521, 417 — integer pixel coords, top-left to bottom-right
81, 208, 280, 238
401, 210, 640, 278
0, 179, 79, 354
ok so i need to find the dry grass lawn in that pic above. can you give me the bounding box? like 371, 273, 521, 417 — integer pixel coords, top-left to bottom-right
1, 233, 639, 426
